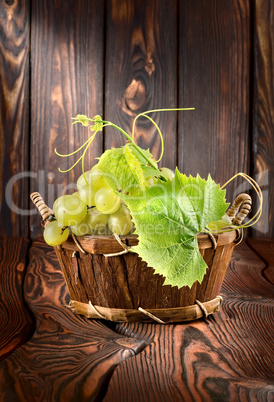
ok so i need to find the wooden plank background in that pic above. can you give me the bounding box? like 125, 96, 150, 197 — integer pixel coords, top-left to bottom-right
0, 0, 273, 238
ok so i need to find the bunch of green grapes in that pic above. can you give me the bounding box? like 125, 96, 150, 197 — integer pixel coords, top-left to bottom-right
43, 164, 134, 246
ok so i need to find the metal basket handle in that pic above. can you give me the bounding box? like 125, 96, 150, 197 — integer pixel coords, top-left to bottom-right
226, 193, 252, 226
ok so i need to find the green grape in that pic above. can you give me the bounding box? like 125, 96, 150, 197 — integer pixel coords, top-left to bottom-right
78, 184, 96, 206
108, 204, 133, 235
86, 207, 109, 231
90, 165, 108, 189
207, 214, 232, 231
71, 215, 92, 236
95, 187, 121, 214
43, 220, 69, 246
77, 170, 94, 189
77, 166, 107, 190
53, 194, 87, 226
53, 194, 69, 211
160, 167, 175, 181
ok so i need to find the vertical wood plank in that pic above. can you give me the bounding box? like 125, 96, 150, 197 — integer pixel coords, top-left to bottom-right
251, 0, 274, 238
178, 0, 250, 203
104, 0, 178, 169
30, 0, 104, 237
0, 0, 30, 236
0, 237, 33, 361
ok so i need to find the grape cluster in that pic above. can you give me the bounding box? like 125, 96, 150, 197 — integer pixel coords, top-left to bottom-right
43, 164, 133, 246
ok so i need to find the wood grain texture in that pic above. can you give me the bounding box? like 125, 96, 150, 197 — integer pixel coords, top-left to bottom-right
178, 0, 250, 203
103, 241, 274, 401
221, 240, 274, 298
0, 237, 33, 361
251, 0, 274, 238
104, 0, 178, 169
0, 238, 149, 401
247, 238, 274, 285
30, 0, 105, 237
0, 0, 30, 236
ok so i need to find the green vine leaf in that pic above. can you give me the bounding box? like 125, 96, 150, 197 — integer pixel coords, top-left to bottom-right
74, 114, 89, 126
91, 115, 103, 132
97, 144, 146, 196
123, 170, 229, 288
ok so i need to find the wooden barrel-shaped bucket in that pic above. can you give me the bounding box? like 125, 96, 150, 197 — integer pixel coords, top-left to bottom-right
30, 192, 251, 323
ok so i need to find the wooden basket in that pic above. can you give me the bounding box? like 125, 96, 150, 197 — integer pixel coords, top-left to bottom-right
30, 192, 252, 323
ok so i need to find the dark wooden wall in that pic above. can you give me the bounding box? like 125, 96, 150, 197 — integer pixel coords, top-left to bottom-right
0, 0, 273, 238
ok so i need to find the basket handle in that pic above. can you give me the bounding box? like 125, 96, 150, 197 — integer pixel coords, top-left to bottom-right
30, 192, 53, 222
226, 193, 252, 226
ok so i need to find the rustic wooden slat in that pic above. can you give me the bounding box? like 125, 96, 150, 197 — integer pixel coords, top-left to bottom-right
0, 238, 149, 401
104, 0, 178, 169
0, 237, 33, 361
53, 231, 237, 313
178, 0, 250, 202
0, 0, 30, 236
251, 0, 274, 238
30, 0, 105, 237
103, 241, 274, 401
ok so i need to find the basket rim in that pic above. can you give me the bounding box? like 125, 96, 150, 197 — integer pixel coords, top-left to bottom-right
57, 230, 237, 255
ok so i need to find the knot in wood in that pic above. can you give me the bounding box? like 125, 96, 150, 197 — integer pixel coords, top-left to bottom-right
124, 78, 146, 112
145, 61, 155, 76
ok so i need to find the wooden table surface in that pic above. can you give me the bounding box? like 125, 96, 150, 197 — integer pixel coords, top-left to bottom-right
0, 236, 273, 401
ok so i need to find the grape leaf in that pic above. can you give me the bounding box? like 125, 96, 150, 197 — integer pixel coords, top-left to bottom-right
126, 144, 160, 179
97, 144, 146, 195
123, 169, 229, 288
142, 166, 162, 178
127, 144, 158, 168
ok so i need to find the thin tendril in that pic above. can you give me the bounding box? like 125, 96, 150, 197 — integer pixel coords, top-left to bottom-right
81, 131, 98, 180
200, 172, 262, 235
221, 172, 263, 229
58, 132, 98, 173
55, 136, 93, 158
132, 108, 195, 162
58, 153, 85, 173
137, 114, 164, 162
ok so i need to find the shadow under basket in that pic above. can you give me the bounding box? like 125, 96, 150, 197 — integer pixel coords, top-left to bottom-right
30, 192, 252, 324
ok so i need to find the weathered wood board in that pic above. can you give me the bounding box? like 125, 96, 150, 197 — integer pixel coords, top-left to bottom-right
0, 237, 33, 361
0, 0, 272, 238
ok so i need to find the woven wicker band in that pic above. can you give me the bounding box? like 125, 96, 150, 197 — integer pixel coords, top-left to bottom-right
66, 296, 223, 323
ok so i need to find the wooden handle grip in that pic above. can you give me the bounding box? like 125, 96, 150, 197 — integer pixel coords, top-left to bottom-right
226, 193, 252, 226
30, 192, 53, 221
